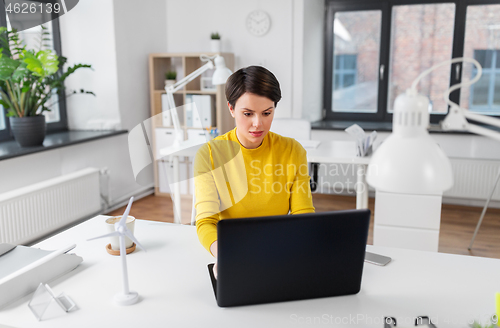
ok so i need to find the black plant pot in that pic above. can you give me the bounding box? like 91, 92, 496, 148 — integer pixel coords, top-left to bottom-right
9, 115, 46, 147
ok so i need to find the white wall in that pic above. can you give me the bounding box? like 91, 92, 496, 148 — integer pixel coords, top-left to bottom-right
301, 0, 324, 122
114, 0, 168, 131
164, 0, 324, 120
166, 0, 294, 118
292, 0, 304, 120
60, 0, 122, 130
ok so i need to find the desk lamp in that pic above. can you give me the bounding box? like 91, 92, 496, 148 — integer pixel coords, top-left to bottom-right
163, 55, 232, 224
366, 57, 494, 252
164, 55, 232, 145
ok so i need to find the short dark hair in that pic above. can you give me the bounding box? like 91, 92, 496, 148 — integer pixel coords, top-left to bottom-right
225, 66, 282, 108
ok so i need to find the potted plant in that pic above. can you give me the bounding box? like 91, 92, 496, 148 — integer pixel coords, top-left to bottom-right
0, 26, 93, 147
165, 71, 177, 88
210, 32, 221, 53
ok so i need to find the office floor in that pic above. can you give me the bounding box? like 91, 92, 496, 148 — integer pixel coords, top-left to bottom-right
106, 194, 500, 259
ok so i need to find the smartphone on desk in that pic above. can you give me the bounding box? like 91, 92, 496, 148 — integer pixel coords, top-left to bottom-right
365, 251, 391, 266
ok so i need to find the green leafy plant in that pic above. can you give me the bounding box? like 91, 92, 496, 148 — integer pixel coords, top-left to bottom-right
211, 32, 220, 40
0, 26, 94, 118
469, 315, 498, 328
470, 322, 497, 328
165, 71, 177, 80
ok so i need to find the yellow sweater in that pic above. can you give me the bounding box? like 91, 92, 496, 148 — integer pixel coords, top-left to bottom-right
194, 127, 315, 253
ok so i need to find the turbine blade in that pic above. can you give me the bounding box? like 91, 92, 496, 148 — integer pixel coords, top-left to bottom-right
87, 231, 120, 241
119, 196, 135, 226
124, 230, 146, 252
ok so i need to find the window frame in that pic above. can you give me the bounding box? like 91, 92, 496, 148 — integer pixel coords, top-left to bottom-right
324, 1, 390, 122
324, 0, 500, 125
0, 0, 68, 142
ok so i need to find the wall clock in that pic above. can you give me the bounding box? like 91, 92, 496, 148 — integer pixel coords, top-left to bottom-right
246, 10, 271, 37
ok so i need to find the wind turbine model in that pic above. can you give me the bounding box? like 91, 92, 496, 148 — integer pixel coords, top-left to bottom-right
88, 197, 145, 306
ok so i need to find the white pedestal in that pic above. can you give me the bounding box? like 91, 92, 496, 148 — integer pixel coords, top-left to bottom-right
373, 190, 443, 252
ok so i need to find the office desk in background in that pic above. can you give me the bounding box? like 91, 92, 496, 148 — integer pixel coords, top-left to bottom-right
160, 139, 370, 223
305, 140, 370, 209
0, 216, 498, 328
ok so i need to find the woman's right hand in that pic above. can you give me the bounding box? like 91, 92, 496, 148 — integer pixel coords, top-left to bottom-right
210, 241, 218, 258
210, 241, 218, 279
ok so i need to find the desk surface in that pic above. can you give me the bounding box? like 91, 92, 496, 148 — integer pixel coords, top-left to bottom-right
1, 216, 499, 328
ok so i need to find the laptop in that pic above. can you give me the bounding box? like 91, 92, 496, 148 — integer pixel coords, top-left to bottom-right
207, 209, 371, 307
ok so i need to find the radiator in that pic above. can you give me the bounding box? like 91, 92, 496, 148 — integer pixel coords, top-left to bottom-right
0, 168, 102, 245
444, 159, 500, 201
315, 159, 500, 203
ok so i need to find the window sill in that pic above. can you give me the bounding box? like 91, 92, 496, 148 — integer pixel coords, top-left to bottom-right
0, 130, 128, 161
311, 120, 392, 131
311, 120, 499, 135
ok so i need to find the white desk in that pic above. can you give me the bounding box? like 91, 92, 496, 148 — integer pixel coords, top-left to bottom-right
1, 216, 499, 328
306, 141, 370, 209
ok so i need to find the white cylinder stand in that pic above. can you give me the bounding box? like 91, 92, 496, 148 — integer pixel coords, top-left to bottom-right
114, 291, 139, 306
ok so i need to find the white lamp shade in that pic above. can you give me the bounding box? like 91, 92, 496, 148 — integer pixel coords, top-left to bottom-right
212, 56, 232, 85
366, 91, 453, 195
367, 134, 453, 195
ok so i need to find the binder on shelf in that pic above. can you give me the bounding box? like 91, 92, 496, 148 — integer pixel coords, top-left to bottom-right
185, 94, 194, 127
191, 94, 213, 129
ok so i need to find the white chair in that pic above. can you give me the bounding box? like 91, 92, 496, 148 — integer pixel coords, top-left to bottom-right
270, 118, 318, 192
270, 118, 311, 141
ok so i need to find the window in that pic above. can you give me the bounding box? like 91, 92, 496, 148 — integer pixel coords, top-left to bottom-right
388, 3, 455, 115
461, 4, 500, 116
331, 9, 382, 115
0, 0, 67, 141
469, 50, 500, 113
334, 54, 357, 91
326, 5, 384, 120
325, 0, 500, 124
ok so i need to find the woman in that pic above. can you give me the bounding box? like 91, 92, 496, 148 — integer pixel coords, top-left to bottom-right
194, 66, 315, 259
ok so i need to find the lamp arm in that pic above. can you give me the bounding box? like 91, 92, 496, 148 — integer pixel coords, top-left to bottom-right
466, 121, 500, 142
462, 110, 500, 129
167, 61, 214, 93
442, 105, 500, 142
411, 57, 482, 93
438, 57, 500, 142
163, 60, 214, 144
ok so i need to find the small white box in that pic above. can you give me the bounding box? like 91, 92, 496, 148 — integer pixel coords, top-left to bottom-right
155, 128, 177, 159
187, 128, 207, 141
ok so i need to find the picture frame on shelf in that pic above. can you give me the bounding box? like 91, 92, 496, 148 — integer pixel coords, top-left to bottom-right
201, 77, 216, 91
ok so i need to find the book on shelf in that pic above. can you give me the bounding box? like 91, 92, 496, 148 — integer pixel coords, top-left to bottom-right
186, 94, 214, 129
